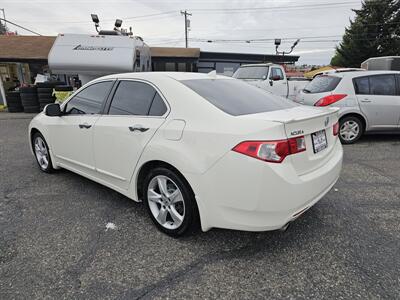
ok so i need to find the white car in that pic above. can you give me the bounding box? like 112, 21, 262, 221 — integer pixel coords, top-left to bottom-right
298, 71, 400, 144
29, 72, 343, 237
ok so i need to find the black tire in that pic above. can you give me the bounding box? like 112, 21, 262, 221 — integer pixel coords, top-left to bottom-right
37, 88, 54, 94
55, 85, 73, 91
38, 94, 55, 100
339, 116, 364, 144
6, 91, 21, 99
20, 86, 37, 94
24, 105, 40, 113
39, 98, 55, 104
31, 132, 54, 173
143, 167, 200, 237
37, 81, 63, 88
7, 106, 24, 113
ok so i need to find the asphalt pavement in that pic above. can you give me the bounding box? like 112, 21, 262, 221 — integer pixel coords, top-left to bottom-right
0, 112, 399, 299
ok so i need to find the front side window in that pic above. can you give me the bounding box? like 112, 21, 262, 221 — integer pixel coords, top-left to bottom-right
65, 81, 113, 115
369, 75, 396, 96
181, 78, 297, 116
270, 68, 284, 80
233, 66, 269, 80
109, 81, 167, 116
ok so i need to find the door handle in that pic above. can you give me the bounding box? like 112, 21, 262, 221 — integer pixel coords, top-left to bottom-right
129, 125, 149, 132
361, 99, 372, 103
79, 123, 92, 129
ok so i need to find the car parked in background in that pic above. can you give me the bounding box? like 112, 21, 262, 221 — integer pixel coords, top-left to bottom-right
233, 63, 309, 101
297, 71, 400, 144
29, 72, 342, 237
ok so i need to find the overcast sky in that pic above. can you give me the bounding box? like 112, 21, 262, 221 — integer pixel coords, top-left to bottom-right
1, 0, 362, 65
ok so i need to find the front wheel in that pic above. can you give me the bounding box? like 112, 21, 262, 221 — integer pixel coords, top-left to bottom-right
32, 132, 54, 172
143, 167, 199, 237
339, 116, 364, 144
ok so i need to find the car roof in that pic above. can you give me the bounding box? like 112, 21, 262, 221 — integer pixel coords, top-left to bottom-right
321, 70, 400, 79
98, 71, 233, 81
239, 63, 278, 67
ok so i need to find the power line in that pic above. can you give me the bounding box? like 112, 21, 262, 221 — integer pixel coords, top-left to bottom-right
0, 18, 41, 35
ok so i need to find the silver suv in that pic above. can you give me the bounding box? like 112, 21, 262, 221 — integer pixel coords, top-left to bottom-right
297, 71, 400, 144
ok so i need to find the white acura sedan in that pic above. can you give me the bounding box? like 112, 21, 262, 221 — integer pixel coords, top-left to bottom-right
29, 72, 343, 237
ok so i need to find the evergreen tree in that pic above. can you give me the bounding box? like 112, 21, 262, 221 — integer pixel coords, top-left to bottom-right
331, 0, 400, 67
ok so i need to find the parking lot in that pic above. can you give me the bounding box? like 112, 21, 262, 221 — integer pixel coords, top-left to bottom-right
0, 113, 399, 299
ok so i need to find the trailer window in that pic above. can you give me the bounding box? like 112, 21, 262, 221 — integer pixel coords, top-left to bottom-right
181, 79, 296, 116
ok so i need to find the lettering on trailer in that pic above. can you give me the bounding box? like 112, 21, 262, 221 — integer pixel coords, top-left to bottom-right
73, 45, 114, 51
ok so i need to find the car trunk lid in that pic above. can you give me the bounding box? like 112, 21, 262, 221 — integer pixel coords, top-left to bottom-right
240, 106, 340, 175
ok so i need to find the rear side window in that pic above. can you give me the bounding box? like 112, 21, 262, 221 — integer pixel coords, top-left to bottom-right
180, 79, 297, 116
353, 77, 369, 94
370, 75, 396, 95
354, 75, 397, 96
303, 76, 341, 94
65, 81, 113, 115
109, 81, 167, 116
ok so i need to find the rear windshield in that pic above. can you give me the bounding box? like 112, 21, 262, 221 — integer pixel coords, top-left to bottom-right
233, 66, 269, 79
303, 75, 341, 94
180, 79, 297, 116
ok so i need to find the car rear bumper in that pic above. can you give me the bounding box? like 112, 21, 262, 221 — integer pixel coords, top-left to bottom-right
185, 140, 343, 232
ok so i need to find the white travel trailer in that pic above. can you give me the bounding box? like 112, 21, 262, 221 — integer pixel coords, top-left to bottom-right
48, 33, 151, 84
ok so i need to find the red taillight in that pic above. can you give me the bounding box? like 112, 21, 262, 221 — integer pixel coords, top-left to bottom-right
314, 94, 347, 107
232, 136, 306, 163
333, 121, 339, 136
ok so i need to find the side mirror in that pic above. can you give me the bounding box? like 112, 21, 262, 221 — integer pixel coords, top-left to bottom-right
44, 103, 62, 117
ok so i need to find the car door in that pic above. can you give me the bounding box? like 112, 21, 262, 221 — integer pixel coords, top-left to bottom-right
355, 74, 400, 129
93, 80, 168, 190
49, 80, 114, 173
267, 67, 288, 98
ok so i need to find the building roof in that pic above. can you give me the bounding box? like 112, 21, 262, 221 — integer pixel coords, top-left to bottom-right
0, 35, 56, 62
150, 47, 200, 58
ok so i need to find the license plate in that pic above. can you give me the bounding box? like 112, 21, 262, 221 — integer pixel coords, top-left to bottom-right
311, 130, 328, 153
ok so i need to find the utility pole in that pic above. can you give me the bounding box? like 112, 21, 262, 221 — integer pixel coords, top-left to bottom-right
180, 10, 191, 48
0, 9, 6, 29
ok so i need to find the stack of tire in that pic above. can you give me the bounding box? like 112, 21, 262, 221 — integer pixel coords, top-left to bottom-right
20, 86, 40, 113
37, 82, 60, 111
5, 91, 23, 112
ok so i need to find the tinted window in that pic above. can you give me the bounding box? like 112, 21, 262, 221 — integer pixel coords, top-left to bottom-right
181, 79, 297, 116
270, 68, 284, 80
303, 75, 341, 94
369, 75, 396, 95
233, 66, 269, 79
66, 81, 113, 115
109, 81, 156, 115
149, 93, 168, 116
354, 77, 370, 94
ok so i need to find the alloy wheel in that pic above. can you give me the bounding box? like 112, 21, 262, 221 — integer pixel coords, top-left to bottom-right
147, 175, 185, 230
34, 136, 49, 170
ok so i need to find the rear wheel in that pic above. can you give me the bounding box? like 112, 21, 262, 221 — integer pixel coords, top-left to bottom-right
339, 116, 363, 144
143, 167, 199, 237
32, 132, 54, 173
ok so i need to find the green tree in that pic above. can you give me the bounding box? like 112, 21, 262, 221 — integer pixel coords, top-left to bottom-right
331, 0, 400, 67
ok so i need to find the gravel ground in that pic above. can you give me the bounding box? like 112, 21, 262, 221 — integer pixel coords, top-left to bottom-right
0, 113, 399, 299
